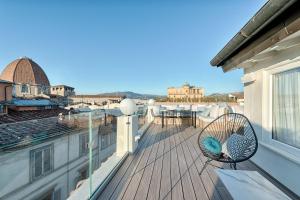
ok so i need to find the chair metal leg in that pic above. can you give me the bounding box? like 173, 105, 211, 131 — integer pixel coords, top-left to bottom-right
199, 158, 212, 175
230, 163, 237, 170
233, 163, 237, 170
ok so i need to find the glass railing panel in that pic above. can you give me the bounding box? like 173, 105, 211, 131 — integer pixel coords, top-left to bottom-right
137, 106, 148, 130
0, 109, 127, 200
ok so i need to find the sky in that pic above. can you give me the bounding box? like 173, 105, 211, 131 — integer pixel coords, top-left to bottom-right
0, 0, 266, 95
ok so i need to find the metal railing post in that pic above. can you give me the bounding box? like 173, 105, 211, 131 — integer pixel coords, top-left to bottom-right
88, 112, 93, 198
194, 112, 197, 128
191, 111, 194, 127
162, 111, 164, 128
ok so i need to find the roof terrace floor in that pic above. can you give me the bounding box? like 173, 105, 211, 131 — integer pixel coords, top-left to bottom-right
97, 124, 298, 200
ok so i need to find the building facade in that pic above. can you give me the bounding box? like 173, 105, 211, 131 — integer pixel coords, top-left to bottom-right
51, 85, 75, 97
0, 112, 117, 200
69, 95, 125, 106
211, 1, 300, 196
167, 83, 204, 102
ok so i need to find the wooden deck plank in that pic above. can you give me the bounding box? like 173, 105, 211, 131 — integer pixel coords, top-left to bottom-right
98, 124, 156, 200
134, 127, 163, 200
176, 142, 196, 200
188, 132, 223, 200
159, 150, 171, 200
169, 131, 176, 150
147, 125, 166, 200
109, 125, 157, 200
170, 148, 181, 188
184, 137, 212, 200
170, 126, 184, 200
179, 129, 211, 200
134, 162, 155, 200
163, 133, 171, 154
98, 124, 297, 200
147, 156, 163, 200
171, 180, 184, 200
121, 170, 144, 200
135, 126, 159, 172
147, 138, 159, 165
119, 126, 159, 200
181, 172, 197, 200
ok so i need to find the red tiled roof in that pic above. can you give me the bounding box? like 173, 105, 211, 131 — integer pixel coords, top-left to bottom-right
0, 108, 78, 150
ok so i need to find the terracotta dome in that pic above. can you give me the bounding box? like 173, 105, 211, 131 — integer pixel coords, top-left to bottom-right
0, 57, 50, 86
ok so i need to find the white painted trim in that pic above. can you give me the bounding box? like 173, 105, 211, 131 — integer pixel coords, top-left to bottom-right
261, 60, 300, 158
241, 72, 256, 84
259, 142, 300, 166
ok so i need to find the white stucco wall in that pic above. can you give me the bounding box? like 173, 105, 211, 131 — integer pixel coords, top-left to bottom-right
0, 128, 116, 200
242, 31, 300, 196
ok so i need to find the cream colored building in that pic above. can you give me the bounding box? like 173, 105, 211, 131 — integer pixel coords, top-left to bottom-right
51, 85, 75, 97
167, 83, 204, 102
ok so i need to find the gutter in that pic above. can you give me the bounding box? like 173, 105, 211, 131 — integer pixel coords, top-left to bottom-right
210, 0, 298, 67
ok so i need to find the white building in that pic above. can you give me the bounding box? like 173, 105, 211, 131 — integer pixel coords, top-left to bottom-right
211, 1, 300, 196
0, 112, 117, 200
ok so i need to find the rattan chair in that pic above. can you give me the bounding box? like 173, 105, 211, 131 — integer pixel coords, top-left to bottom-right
198, 113, 258, 173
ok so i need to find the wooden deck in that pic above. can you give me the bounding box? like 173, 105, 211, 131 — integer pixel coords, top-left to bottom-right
97, 124, 298, 200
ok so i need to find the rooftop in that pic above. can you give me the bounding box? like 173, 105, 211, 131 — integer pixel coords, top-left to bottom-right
71, 94, 126, 99
97, 124, 297, 200
210, 0, 300, 72
0, 108, 72, 150
51, 85, 75, 89
12, 99, 57, 107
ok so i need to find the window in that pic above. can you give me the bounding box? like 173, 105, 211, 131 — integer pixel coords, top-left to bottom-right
101, 132, 116, 150
21, 84, 29, 93
36, 188, 61, 200
101, 134, 109, 150
272, 67, 300, 149
30, 144, 53, 181
37, 87, 42, 94
79, 133, 89, 156
0, 105, 4, 113
111, 132, 116, 144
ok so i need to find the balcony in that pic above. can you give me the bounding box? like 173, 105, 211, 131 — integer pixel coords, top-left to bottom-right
0, 104, 298, 200
96, 124, 297, 200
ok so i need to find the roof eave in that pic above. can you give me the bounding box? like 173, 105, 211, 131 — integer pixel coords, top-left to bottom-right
210, 0, 298, 70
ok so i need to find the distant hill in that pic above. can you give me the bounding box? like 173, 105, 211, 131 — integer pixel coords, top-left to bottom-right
208, 92, 243, 98
207, 92, 244, 97
98, 91, 165, 99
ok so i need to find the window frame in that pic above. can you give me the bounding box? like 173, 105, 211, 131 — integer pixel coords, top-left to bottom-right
262, 61, 300, 158
79, 133, 89, 156
0, 105, 4, 113
101, 133, 110, 150
21, 84, 30, 94
30, 144, 54, 182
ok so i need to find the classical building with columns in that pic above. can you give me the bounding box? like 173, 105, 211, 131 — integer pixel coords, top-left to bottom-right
167, 83, 204, 102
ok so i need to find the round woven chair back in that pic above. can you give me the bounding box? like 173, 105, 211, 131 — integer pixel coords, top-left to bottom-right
198, 113, 258, 163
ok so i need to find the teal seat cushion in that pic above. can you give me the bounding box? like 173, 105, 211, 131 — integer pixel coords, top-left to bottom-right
202, 136, 222, 157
